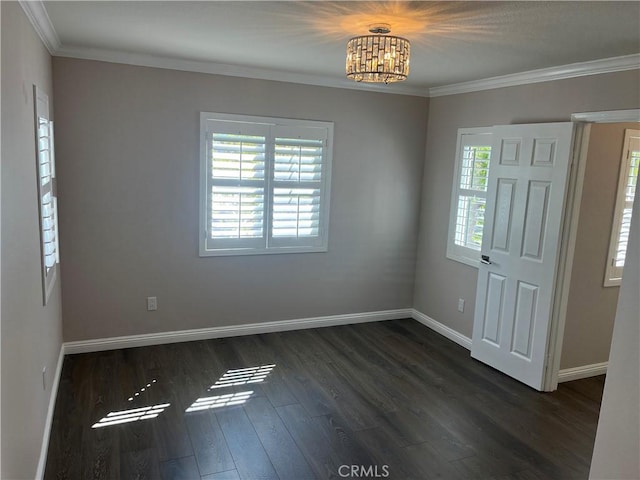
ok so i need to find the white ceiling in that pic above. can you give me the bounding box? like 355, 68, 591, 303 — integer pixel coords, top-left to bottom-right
40, 1, 640, 95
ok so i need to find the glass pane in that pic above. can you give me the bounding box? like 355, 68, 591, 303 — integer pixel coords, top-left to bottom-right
40, 158, 51, 186
41, 191, 57, 270
274, 137, 323, 183
272, 187, 321, 238
625, 150, 639, 202
38, 117, 49, 137
211, 133, 265, 181
615, 149, 639, 267
211, 186, 264, 239
454, 195, 486, 250
615, 207, 633, 267
460, 146, 491, 192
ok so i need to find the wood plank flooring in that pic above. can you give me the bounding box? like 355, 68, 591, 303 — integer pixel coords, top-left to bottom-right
44, 319, 605, 480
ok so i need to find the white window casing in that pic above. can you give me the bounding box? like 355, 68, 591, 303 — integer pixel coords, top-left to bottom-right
446, 128, 493, 268
34, 86, 60, 304
604, 128, 639, 286
199, 113, 332, 256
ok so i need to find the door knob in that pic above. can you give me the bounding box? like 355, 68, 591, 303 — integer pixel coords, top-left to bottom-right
481, 255, 492, 265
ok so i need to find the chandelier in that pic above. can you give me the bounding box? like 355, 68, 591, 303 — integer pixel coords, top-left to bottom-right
346, 24, 410, 84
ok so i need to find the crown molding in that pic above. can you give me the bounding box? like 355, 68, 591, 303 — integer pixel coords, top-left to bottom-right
429, 54, 640, 97
52, 45, 640, 99
54, 45, 430, 97
17, 0, 639, 99
18, 0, 60, 54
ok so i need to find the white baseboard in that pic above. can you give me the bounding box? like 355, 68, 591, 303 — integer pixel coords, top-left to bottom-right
35, 345, 65, 480
410, 310, 608, 385
411, 309, 473, 350
557, 362, 608, 383
64, 308, 413, 354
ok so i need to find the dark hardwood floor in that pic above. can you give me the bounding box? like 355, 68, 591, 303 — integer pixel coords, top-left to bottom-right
44, 319, 605, 480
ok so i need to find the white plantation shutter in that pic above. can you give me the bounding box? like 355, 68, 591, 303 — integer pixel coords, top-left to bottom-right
615, 150, 639, 266
211, 133, 265, 181
200, 113, 332, 256
211, 185, 264, 239
606, 129, 640, 286
270, 126, 328, 247
204, 121, 269, 251
272, 187, 321, 238
447, 129, 493, 267
34, 86, 60, 304
273, 136, 324, 183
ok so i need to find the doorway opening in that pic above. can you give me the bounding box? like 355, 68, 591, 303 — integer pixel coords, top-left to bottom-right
546, 109, 640, 391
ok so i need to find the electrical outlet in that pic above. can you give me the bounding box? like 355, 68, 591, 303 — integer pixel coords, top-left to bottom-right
42, 366, 47, 390
457, 298, 465, 313
147, 296, 157, 311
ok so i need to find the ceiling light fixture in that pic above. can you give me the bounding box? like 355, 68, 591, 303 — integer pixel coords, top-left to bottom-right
346, 24, 410, 84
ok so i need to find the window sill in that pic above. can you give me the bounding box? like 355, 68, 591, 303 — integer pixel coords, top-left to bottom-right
445, 252, 480, 269
603, 277, 622, 288
199, 245, 328, 258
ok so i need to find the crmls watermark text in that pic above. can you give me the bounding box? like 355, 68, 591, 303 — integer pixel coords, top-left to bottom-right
338, 465, 390, 478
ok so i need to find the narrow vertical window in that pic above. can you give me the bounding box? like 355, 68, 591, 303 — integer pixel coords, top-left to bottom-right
34, 86, 60, 304
447, 128, 493, 267
605, 129, 639, 286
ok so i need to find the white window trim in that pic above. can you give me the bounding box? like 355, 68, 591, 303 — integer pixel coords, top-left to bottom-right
446, 127, 493, 268
33, 85, 60, 304
604, 128, 639, 287
199, 112, 333, 257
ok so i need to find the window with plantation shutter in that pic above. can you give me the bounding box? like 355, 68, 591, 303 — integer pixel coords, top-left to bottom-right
605, 128, 639, 286
270, 128, 326, 247
207, 123, 268, 251
200, 113, 332, 256
447, 128, 493, 267
34, 86, 60, 304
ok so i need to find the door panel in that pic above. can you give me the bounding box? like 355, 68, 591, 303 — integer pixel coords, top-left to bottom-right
499, 139, 521, 165
471, 123, 574, 391
522, 181, 551, 260
483, 273, 506, 344
532, 138, 556, 166
492, 179, 516, 251
511, 281, 538, 359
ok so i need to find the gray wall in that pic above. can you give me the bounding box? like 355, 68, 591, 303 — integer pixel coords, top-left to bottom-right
561, 122, 638, 369
1, 3, 63, 479
52, 57, 429, 342
413, 70, 640, 347
589, 181, 640, 480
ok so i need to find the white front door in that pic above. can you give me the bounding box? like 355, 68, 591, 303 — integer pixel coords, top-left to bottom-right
471, 122, 574, 391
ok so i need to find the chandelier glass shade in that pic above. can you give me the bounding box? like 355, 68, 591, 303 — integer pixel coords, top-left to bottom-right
346, 28, 410, 84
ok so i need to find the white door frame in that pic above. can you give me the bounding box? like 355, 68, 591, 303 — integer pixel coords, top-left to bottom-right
544, 109, 640, 391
